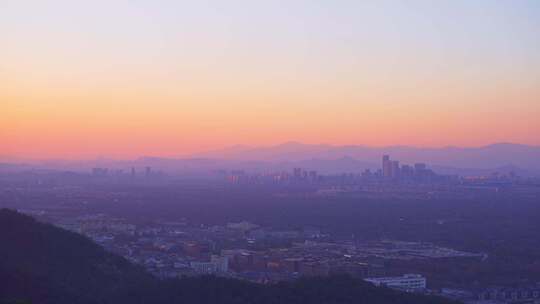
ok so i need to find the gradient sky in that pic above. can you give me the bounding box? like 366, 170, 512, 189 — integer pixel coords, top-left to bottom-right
2, 0, 539, 159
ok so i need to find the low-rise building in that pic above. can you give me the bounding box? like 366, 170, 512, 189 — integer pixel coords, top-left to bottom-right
365, 274, 426, 291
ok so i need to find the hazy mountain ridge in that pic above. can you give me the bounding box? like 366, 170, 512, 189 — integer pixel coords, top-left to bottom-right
191, 142, 540, 173
2, 143, 539, 176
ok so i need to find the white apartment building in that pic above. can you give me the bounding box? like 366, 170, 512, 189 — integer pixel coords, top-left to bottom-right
365, 274, 426, 291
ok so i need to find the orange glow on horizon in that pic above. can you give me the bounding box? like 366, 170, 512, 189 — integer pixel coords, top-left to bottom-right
2, 1, 539, 159
2, 81, 539, 160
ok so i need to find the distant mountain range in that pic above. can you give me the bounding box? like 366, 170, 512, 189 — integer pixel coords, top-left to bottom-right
2, 142, 540, 176
189, 142, 540, 176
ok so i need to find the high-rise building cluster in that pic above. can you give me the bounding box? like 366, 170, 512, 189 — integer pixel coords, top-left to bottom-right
91, 166, 156, 179
381, 155, 433, 180
227, 168, 319, 184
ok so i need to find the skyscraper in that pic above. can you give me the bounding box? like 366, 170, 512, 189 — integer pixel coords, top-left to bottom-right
401, 164, 413, 178
382, 155, 392, 178
414, 163, 426, 172
391, 161, 400, 178
293, 168, 302, 179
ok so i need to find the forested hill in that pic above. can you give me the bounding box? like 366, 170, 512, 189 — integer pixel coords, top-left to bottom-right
0, 209, 460, 304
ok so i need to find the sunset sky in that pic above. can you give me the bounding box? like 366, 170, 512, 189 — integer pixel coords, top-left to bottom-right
2, 0, 539, 159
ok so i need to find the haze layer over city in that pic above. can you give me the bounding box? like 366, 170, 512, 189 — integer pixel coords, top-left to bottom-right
1, 1, 539, 304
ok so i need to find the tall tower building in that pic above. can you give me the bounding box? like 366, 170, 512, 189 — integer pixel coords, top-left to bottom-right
293, 168, 302, 179
391, 160, 400, 178
382, 155, 392, 178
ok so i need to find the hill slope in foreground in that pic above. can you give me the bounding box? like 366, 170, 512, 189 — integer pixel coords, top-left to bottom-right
0, 209, 459, 304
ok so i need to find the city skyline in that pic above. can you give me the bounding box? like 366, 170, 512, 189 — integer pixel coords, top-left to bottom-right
2, 2, 540, 303
2, 1, 540, 159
